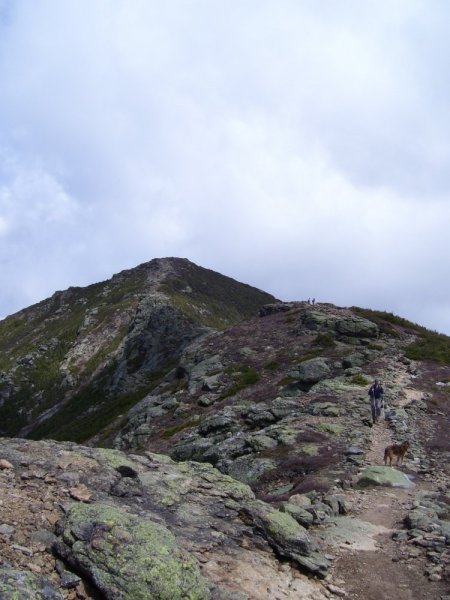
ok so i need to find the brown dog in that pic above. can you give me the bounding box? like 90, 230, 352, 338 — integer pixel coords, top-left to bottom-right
383, 441, 409, 466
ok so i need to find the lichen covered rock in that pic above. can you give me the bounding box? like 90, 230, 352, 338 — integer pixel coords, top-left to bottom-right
0, 568, 63, 600
357, 466, 414, 489
54, 502, 210, 600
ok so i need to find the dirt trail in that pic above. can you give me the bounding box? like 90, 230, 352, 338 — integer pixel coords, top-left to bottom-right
322, 368, 448, 600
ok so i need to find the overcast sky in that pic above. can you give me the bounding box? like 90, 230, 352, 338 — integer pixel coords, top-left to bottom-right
1, 0, 449, 334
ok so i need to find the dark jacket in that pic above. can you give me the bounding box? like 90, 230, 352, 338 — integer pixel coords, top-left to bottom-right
369, 384, 384, 399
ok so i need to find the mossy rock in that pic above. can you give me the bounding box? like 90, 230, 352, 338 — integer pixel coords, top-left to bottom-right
227, 456, 277, 485
318, 423, 344, 435
357, 466, 414, 489
55, 502, 210, 599
0, 568, 63, 599
301, 444, 320, 456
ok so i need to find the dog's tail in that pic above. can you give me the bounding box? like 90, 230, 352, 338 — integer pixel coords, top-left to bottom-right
383, 447, 388, 465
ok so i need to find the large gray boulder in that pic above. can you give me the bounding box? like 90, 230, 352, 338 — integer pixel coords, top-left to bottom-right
334, 316, 378, 338
298, 309, 378, 339
293, 358, 331, 385
357, 466, 414, 489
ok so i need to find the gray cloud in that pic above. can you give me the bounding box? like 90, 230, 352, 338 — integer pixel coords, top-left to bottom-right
1, 0, 449, 334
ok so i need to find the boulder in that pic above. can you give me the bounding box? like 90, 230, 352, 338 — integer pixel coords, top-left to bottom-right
227, 456, 277, 484
240, 500, 329, 578
54, 503, 210, 600
335, 317, 378, 338
307, 402, 340, 417
0, 567, 63, 599
243, 404, 277, 427
171, 436, 215, 461
357, 466, 414, 489
282, 503, 315, 528
259, 303, 294, 317
404, 508, 439, 533
293, 358, 331, 386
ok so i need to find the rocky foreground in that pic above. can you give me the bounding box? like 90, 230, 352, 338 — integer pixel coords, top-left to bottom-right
0, 438, 333, 599
0, 386, 449, 600
0, 266, 449, 598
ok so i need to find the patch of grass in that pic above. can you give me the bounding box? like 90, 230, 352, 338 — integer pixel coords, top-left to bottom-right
318, 423, 344, 434
221, 364, 261, 398
351, 374, 370, 386
27, 367, 170, 443
405, 331, 450, 364
367, 342, 384, 351
161, 419, 198, 439
263, 360, 280, 371
353, 307, 424, 330
352, 307, 424, 337
295, 350, 324, 362
312, 333, 336, 347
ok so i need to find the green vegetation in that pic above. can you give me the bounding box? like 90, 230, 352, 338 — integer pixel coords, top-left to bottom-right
162, 419, 199, 439
263, 360, 280, 371
312, 333, 336, 347
404, 331, 450, 364
354, 306, 450, 364
221, 364, 261, 398
278, 375, 296, 386
318, 423, 344, 434
160, 261, 276, 330
351, 374, 370, 386
27, 367, 170, 443
367, 342, 384, 351
352, 307, 423, 337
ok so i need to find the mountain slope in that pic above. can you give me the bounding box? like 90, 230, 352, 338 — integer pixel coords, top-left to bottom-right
0, 260, 449, 598
111, 300, 450, 502
0, 257, 277, 441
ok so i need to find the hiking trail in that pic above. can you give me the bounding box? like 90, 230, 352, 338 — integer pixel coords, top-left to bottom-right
320, 366, 448, 600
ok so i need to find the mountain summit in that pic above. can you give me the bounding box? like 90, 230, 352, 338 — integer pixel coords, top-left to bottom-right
0, 257, 276, 440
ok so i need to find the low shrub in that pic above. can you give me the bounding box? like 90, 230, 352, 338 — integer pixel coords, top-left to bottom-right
312, 333, 336, 347
405, 331, 450, 364
351, 374, 370, 386
221, 364, 260, 398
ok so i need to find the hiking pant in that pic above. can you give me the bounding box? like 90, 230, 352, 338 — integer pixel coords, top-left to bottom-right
370, 396, 382, 423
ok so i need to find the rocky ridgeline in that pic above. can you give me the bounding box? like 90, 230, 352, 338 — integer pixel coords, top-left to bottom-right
0, 262, 449, 598
113, 302, 399, 492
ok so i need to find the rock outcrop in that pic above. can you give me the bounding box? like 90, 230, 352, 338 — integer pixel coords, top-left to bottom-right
0, 438, 331, 599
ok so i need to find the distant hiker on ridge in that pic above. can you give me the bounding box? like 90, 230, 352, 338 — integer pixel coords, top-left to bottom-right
368, 379, 384, 424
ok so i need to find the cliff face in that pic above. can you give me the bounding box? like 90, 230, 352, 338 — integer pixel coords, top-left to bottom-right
0, 257, 277, 441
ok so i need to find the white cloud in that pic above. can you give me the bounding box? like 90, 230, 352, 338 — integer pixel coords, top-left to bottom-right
0, 1, 449, 333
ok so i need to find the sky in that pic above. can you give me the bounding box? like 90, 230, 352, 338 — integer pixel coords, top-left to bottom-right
0, 0, 449, 334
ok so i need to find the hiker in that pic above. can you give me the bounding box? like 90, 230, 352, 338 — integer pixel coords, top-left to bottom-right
368, 379, 384, 424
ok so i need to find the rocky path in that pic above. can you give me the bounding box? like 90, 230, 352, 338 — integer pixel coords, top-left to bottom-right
320, 369, 449, 600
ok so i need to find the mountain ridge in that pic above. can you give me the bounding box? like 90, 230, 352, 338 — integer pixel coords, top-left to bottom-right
0, 257, 277, 440
0, 257, 448, 599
